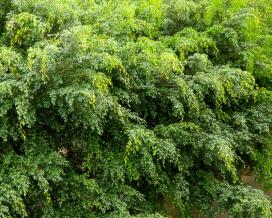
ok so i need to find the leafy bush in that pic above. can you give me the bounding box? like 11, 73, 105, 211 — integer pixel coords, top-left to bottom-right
0, 0, 271, 217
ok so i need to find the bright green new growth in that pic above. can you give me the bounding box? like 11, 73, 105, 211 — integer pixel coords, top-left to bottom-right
0, 0, 272, 217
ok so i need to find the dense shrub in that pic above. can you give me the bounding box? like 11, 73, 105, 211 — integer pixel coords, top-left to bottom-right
0, 0, 271, 217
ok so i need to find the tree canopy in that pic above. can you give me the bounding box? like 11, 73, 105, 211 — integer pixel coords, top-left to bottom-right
0, 0, 272, 217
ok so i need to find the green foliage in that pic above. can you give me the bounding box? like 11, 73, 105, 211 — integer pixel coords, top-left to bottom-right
0, 0, 271, 217
5, 12, 48, 47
